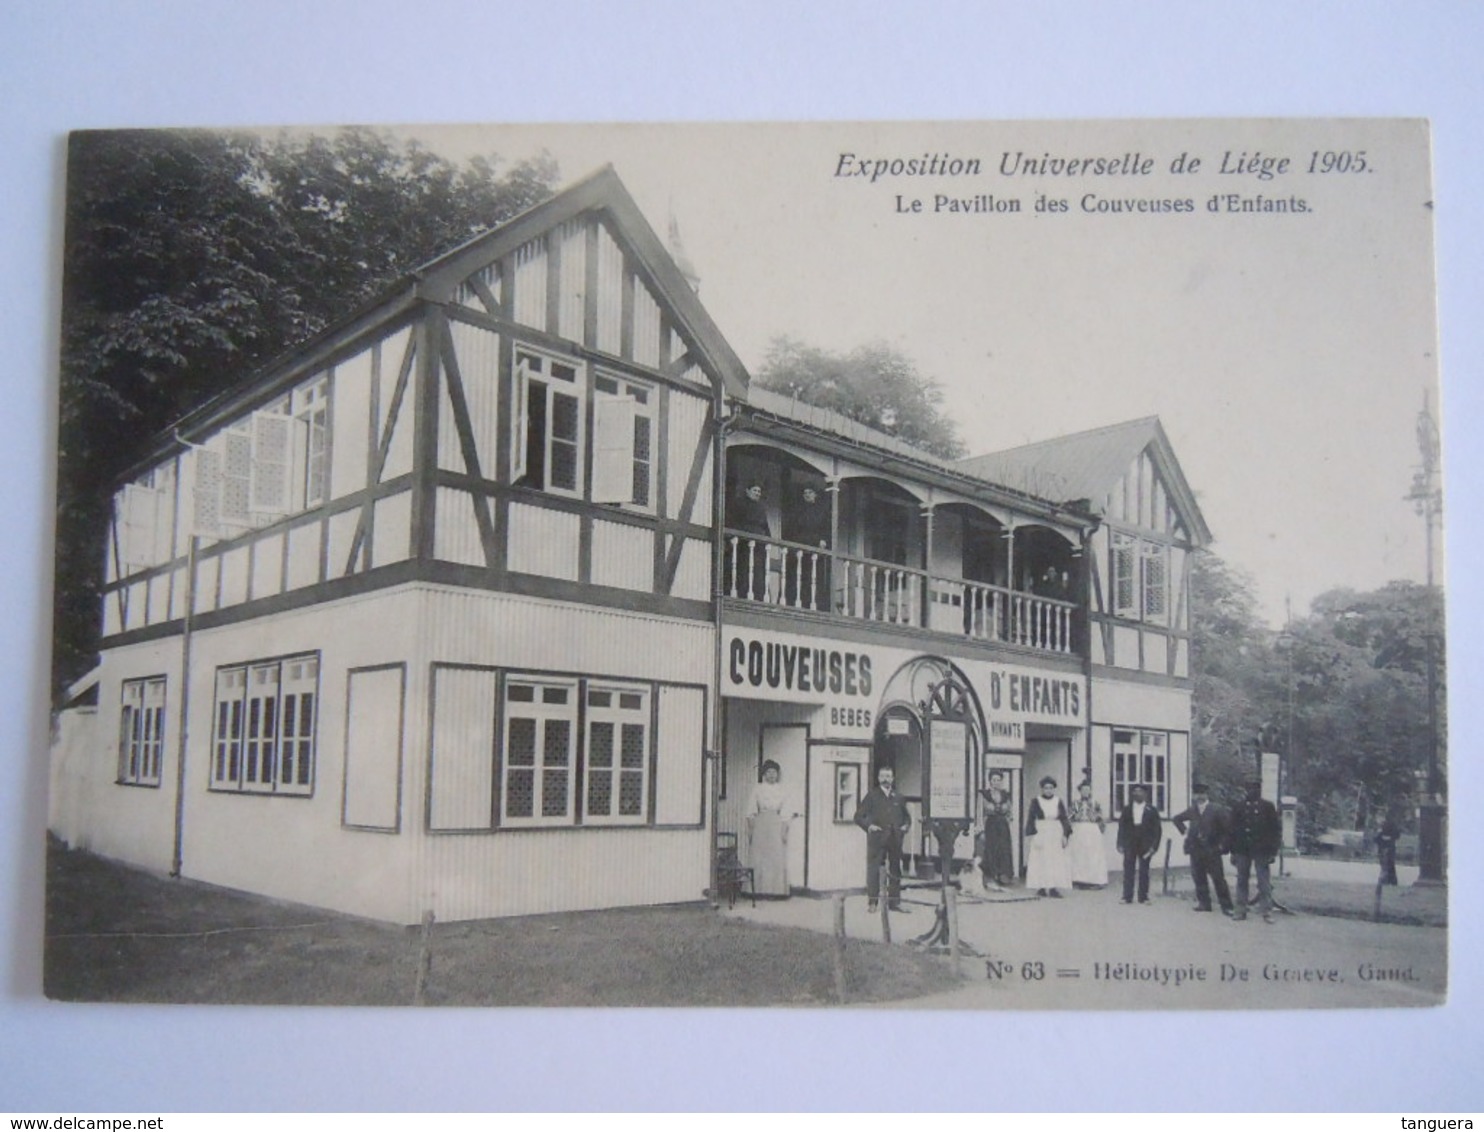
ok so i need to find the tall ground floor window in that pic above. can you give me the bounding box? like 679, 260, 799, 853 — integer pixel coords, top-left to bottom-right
211, 653, 319, 795
501, 674, 650, 827
118, 675, 166, 786
1112, 727, 1168, 812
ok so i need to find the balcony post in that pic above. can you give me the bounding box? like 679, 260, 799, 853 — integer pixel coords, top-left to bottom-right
920, 501, 935, 629
827, 474, 841, 615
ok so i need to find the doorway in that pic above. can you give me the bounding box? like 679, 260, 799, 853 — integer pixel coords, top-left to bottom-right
759, 723, 808, 889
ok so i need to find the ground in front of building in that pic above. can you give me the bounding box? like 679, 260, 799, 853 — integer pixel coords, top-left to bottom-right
722, 861, 1447, 1009
42, 838, 957, 1007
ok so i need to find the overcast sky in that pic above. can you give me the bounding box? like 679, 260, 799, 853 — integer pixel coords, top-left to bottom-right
407, 120, 1438, 626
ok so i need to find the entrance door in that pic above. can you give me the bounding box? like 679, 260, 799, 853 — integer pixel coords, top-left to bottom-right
1020, 738, 1073, 867
760, 724, 808, 889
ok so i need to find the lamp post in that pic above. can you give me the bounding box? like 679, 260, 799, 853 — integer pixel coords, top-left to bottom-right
1272, 626, 1297, 871
1405, 391, 1446, 885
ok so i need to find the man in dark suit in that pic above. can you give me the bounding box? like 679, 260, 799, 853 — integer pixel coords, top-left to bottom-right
1172, 783, 1234, 915
1230, 780, 1282, 923
853, 765, 912, 913
1116, 784, 1163, 905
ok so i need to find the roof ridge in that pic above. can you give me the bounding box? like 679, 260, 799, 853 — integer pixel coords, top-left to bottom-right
959, 414, 1161, 464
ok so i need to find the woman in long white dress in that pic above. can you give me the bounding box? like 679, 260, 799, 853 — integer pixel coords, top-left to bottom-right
1024, 775, 1073, 897
746, 760, 796, 897
1069, 781, 1108, 888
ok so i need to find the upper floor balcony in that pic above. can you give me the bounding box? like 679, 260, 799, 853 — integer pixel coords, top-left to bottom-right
723, 443, 1085, 658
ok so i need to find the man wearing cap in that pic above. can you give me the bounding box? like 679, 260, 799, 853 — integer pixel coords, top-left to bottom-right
1230, 780, 1282, 923
1172, 783, 1234, 915
1115, 784, 1163, 905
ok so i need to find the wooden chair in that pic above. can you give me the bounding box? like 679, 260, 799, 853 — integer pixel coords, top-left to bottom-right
716, 832, 755, 909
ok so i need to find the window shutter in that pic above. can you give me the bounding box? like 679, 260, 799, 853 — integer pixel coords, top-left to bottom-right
1141, 541, 1168, 624
250, 411, 293, 515
1112, 534, 1137, 617
221, 432, 252, 526
591, 394, 637, 503
119, 483, 161, 571
191, 447, 223, 537
511, 370, 530, 482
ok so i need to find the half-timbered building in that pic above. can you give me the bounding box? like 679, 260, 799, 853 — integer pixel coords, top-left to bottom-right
717, 406, 1210, 890
54, 167, 1211, 921
62, 168, 742, 922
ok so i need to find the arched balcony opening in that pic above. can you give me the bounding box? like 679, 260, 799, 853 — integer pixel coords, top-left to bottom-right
722, 447, 1081, 657
834, 476, 928, 627
1009, 524, 1081, 653
723, 444, 833, 611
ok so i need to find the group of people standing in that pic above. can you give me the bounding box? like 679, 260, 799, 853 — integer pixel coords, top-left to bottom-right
1017, 775, 1109, 897
1105, 779, 1285, 920
756, 755, 1285, 922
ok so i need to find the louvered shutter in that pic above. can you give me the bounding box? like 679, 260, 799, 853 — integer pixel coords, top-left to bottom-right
250, 411, 293, 515
591, 394, 637, 503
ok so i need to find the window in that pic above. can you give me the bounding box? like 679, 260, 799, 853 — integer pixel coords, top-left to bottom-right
1141, 541, 1168, 625
187, 375, 330, 538
1112, 728, 1168, 812
512, 348, 584, 496
211, 653, 318, 795
1111, 532, 1169, 624
592, 373, 654, 508
118, 676, 166, 786
1112, 533, 1137, 617
833, 763, 862, 823
583, 683, 650, 824
292, 377, 329, 508
500, 674, 654, 827
502, 677, 577, 825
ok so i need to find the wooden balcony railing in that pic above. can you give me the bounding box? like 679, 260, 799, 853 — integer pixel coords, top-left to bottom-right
723, 531, 1078, 655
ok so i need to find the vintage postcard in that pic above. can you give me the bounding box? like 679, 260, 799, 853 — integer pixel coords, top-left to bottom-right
46, 119, 1445, 1009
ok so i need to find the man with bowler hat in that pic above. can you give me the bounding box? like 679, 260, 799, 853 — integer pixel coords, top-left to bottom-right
1172, 783, 1234, 915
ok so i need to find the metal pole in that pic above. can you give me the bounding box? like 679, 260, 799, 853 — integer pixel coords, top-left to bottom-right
1408, 391, 1445, 885
170, 535, 198, 878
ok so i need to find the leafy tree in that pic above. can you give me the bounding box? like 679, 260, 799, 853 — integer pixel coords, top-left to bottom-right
1188, 553, 1444, 839
54, 128, 558, 703
753, 337, 966, 459
1285, 582, 1441, 833
1188, 553, 1277, 805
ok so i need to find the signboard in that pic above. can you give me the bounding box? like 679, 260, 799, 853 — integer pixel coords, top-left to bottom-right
985, 717, 1026, 751
1260, 750, 1281, 803
984, 752, 1024, 771
928, 718, 970, 821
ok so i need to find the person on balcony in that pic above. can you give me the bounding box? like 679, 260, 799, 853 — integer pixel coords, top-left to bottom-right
746, 760, 797, 898
782, 483, 831, 610
1024, 776, 1073, 898
726, 481, 774, 601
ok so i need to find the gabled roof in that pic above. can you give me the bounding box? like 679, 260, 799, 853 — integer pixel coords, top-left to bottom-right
154, 165, 747, 471
414, 164, 749, 399
957, 416, 1212, 545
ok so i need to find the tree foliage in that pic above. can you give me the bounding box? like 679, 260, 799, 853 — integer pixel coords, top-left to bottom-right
753, 337, 966, 459
1189, 553, 1444, 837
54, 128, 558, 702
